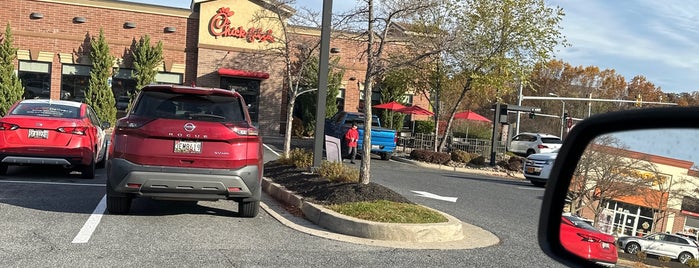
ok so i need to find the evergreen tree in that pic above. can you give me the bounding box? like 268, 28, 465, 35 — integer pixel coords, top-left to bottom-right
0, 23, 23, 116
132, 35, 163, 94
86, 29, 117, 125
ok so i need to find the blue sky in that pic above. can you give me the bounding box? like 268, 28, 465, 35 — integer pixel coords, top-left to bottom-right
124, 0, 699, 93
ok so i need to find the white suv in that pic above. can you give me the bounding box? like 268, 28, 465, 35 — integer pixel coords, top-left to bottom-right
508, 132, 562, 156
523, 149, 558, 187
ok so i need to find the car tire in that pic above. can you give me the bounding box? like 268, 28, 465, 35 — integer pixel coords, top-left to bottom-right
679, 252, 694, 264
380, 152, 392, 160
0, 164, 7, 175
81, 159, 96, 179
625, 242, 640, 254
96, 145, 107, 169
107, 194, 132, 215
238, 200, 259, 218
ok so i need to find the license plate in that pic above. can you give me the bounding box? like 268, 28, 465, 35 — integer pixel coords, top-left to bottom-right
601, 242, 610, 249
526, 167, 535, 173
371, 145, 380, 150
28, 129, 48, 139
174, 140, 202, 154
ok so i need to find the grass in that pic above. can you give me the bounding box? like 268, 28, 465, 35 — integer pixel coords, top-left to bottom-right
327, 200, 449, 224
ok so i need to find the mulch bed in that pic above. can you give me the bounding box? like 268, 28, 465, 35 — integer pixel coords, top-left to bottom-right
264, 160, 412, 205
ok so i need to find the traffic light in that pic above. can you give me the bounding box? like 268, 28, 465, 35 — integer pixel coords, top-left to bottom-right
529, 112, 535, 119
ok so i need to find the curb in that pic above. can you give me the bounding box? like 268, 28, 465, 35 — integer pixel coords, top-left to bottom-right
261, 177, 500, 248
391, 155, 526, 180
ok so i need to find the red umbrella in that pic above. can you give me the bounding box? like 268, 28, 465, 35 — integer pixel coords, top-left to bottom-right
454, 110, 491, 122
396, 105, 434, 116
373, 101, 407, 111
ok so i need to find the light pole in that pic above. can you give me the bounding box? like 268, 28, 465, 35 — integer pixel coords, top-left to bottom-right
548, 93, 565, 138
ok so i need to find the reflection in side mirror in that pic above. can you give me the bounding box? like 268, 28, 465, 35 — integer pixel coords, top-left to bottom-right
561, 129, 699, 266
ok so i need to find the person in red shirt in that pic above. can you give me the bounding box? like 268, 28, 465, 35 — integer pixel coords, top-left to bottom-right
344, 123, 359, 164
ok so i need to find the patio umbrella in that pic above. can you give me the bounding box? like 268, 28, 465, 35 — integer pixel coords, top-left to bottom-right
397, 105, 434, 134
373, 101, 407, 129
454, 110, 491, 138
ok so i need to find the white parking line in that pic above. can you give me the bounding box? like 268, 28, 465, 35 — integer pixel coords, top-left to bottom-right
72, 195, 107, 244
263, 143, 280, 156
0, 180, 105, 187
517, 186, 545, 191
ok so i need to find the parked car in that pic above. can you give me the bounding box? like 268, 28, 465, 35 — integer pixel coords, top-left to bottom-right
508, 132, 562, 156
0, 99, 110, 178
617, 233, 699, 264
106, 85, 263, 217
325, 111, 397, 160
560, 214, 618, 267
523, 148, 559, 187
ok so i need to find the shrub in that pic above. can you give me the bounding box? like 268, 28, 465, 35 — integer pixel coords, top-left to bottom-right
451, 150, 472, 163
414, 120, 435, 134
506, 156, 524, 171
291, 117, 305, 137
469, 155, 486, 166
410, 149, 449, 165
279, 148, 313, 168
635, 251, 647, 263
657, 256, 671, 263
688, 258, 699, 268
318, 161, 359, 183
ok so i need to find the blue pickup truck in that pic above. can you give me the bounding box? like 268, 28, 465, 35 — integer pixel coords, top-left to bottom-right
325, 111, 397, 160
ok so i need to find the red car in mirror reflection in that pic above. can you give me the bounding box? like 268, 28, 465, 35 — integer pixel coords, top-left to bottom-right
561, 214, 618, 267
0, 99, 110, 179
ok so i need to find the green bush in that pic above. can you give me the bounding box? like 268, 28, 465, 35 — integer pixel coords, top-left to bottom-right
291, 117, 305, 137
688, 258, 699, 267
469, 155, 486, 166
318, 161, 359, 183
451, 150, 473, 163
279, 148, 313, 168
414, 120, 435, 134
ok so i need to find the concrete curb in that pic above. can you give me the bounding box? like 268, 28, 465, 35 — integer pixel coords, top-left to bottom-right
391, 155, 526, 180
261, 177, 499, 248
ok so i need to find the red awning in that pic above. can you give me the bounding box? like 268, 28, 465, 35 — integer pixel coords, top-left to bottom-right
217, 68, 269, 80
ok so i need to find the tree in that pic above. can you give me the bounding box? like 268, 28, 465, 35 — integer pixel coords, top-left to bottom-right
294, 55, 345, 136
376, 67, 416, 130
0, 23, 23, 116
131, 35, 163, 101
86, 29, 117, 126
436, 0, 567, 152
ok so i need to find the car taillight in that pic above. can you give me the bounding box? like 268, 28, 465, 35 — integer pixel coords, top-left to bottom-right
0, 123, 19, 130
577, 232, 602, 243
538, 144, 549, 149
225, 123, 258, 136
57, 127, 88, 135
394, 132, 398, 144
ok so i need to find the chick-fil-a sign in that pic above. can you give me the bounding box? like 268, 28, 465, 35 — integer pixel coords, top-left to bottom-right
209, 7, 275, 43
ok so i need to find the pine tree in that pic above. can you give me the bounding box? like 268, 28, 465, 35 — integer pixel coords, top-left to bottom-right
0, 23, 23, 116
132, 35, 163, 93
86, 28, 117, 125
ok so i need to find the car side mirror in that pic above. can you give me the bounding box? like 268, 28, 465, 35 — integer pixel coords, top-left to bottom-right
539, 106, 699, 267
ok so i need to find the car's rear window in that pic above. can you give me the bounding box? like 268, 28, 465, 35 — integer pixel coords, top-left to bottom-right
564, 216, 598, 231
10, 103, 80, 119
541, 138, 562, 144
132, 91, 245, 122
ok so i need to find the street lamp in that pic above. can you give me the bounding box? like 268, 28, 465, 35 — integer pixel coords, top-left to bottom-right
548, 93, 565, 138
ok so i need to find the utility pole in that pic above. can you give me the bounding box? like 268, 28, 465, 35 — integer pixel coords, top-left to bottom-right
312, 0, 333, 169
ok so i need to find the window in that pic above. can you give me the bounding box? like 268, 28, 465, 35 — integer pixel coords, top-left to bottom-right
113, 69, 137, 99
133, 91, 244, 123
155, 72, 183, 85
11, 103, 80, 119
62, 64, 91, 102
19, 61, 51, 99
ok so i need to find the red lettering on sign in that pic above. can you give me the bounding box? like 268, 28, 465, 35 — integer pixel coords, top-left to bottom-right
209, 7, 275, 43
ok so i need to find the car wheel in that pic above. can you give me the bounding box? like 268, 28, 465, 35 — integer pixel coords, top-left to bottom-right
106, 194, 132, 215
380, 152, 392, 160
679, 252, 694, 264
625, 242, 640, 254
81, 159, 96, 179
0, 164, 7, 175
526, 149, 536, 156
238, 200, 259, 218
96, 146, 107, 169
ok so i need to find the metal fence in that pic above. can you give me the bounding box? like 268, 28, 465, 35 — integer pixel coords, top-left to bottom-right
396, 133, 508, 160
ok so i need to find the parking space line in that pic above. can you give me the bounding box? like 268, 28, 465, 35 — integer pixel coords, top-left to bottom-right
517, 186, 545, 191
71, 195, 106, 244
263, 143, 280, 156
0, 180, 104, 187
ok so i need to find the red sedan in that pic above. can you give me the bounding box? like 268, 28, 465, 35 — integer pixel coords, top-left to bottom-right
561, 215, 618, 267
0, 99, 110, 179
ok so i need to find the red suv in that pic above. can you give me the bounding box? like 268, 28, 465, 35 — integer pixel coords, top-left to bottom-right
106, 85, 263, 217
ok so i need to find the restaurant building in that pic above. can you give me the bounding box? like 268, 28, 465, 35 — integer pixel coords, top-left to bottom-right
2, 0, 431, 135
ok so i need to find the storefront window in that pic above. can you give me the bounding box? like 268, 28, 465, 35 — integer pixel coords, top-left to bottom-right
113, 69, 137, 99
606, 200, 654, 237
18, 61, 51, 99
337, 88, 345, 112
61, 65, 91, 102
155, 72, 183, 85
